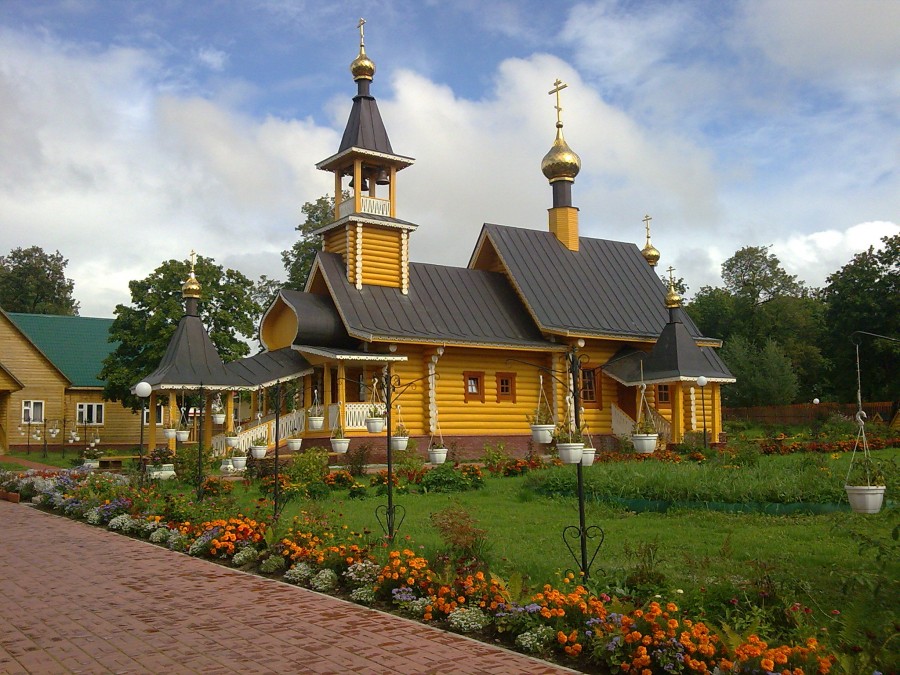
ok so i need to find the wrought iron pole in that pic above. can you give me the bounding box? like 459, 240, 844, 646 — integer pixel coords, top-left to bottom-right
569, 344, 589, 580
197, 384, 204, 501
384, 364, 396, 537
274, 381, 281, 519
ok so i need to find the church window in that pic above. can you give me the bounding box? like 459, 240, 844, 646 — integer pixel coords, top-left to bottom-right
496, 372, 516, 403
463, 371, 485, 403
581, 368, 600, 408
656, 384, 671, 404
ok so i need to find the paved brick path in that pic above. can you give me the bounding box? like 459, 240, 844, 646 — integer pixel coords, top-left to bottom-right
0, 502, 578, 674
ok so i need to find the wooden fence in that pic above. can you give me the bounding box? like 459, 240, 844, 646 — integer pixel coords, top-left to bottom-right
724, 401, 896, 426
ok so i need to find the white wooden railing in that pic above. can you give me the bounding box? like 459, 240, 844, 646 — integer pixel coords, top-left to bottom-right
336, 196, 391, 219
649, 408, 672, 442
344, 402, 385, 429
611, 403, 635, 438
212, 410, 305, 455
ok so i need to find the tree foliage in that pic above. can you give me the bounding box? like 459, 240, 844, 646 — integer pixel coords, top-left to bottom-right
823, 233, 899, 403
721, 245, 805, 307
0, 246, 80, 315
720, 335, 798, 407
281, 192, 347, 289
100, 255, 261, 408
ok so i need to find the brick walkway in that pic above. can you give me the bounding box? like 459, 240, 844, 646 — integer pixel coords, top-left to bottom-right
0, 502, 579, 674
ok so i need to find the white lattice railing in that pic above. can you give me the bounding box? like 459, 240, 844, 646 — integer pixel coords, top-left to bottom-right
337, 196, 391, 219
649, 408, 671, 442
212, 410, 305, 455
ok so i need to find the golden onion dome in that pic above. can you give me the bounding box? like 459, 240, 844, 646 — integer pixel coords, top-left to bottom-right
665, 283, 682, 309
350, 45, 375, 81
182, 273, 201, 299
642, 241, 661, 267
541, 123, 581, 183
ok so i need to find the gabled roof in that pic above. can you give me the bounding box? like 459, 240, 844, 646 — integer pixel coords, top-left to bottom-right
140, 314, 235, 390
470, 224, 710, 341
6, 312, 115, 387
603, 308, 735, 385
312, 252, 560, 350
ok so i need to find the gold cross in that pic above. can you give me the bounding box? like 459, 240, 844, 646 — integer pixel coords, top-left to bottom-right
189, 249, 196, 273
666, 265, 676, 285
357, 17, 366, 46
643, 214, 652, 239
548, 78, 567, 126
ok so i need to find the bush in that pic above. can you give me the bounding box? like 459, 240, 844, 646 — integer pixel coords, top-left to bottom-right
285, 447, 328, 485
421, 463, 479, 493
173, 444, 216, 488
344, 443, 371, 477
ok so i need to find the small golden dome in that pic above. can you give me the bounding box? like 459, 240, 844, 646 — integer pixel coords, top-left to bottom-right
350, 45, 375, 81
665, 282, 682, 309
642, 241, 660, 267
541, 124, 581, 183
182, 273, 201, 299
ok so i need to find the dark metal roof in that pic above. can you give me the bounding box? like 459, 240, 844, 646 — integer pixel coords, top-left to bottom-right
140, 315, 235, 390
339, 94, 393, 155
224, 347, 312, 388
277, 290, 355, 348
603, 308, 735, 385
315, 252, 559, 349
293, 345, 407, 362
473, 224, 709, 340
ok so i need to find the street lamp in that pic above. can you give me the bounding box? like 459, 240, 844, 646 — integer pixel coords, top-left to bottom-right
696, 376, 708, 448
136, 381, 152, 480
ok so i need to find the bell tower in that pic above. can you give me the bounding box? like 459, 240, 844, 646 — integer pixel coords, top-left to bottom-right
314, 18, 416, 293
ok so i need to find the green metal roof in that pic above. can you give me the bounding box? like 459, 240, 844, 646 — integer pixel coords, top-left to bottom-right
6, 312, 116, 387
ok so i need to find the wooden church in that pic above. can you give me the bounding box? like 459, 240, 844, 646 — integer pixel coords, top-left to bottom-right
253, 24, 734, 455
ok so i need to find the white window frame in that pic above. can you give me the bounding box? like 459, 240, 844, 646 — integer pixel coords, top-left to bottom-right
142, 405, 164, 426
76, 402, 105, 426
22, 400, 44, 424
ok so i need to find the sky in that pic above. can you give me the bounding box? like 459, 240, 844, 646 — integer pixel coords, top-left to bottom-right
1, 0, 898, 319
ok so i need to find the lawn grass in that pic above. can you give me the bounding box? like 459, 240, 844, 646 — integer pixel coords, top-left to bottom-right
5, 449, 82, 468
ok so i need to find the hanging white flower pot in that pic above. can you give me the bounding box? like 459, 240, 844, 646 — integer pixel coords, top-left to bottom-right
556, 442, 584, 464
631, 434, 658, 454
331, 438, 351, 453
844, 485, 886, 514
287, 438, 303, 452
164, 428, 177, 439
176, 430, 190, 442
211, 413, 226, 425
580, 449, 596, 467
389, 436, 409, 452
308, 416, 325, 431
365, 417, 385, 433
231, 455, 247, 471
530, 424, 555, 445
428, 448, 448, 464
250, 445, 267, 459
225, 436, 239, 448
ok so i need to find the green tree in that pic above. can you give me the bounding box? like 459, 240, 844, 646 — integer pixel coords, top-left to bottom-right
823, 234, 899, 402
100, 255, 261, 408
684, 286, 736, 340
720, 335, 798, 407
721, 245, 805, 307
0, 246, 79, 315
281, 192, 347, 289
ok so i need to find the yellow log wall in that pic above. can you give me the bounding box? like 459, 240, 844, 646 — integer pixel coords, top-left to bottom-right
361, 227, 401, 287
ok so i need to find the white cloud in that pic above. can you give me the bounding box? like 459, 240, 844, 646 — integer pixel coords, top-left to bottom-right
196, 47, 228, 71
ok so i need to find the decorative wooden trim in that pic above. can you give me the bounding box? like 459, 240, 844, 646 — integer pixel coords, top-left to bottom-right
495, 371, 516, 403
463, 371, 485, 403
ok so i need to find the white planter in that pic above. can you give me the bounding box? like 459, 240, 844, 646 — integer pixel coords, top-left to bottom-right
331, 438, 351, 454
176, 430, 190, 442
164, 428, 177, 440
845, 485, 886, 514
211, 413, 226, 425
365, 417, 385, 433
250, 445, 267, 459
220, 458, 233, 472
580, 449, 596, 467
428, 448, 448, 464
82, 459, 100, 470
530, 424, 555, 444
149, 463, 176, 480
631, 434, 658, 454
225, 436, 239, 448
231, 455, 247, 471
308, 416, 325, 431
389, 436, 409, 452
287, 438, 303, 452
556, 442, 584, 464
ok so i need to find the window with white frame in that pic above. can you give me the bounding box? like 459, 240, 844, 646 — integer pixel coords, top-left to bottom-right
143, 405, 164, 426
22, 400, 44, 423
76, 402, 104, 425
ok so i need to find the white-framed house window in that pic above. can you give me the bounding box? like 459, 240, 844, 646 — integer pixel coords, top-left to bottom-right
76, 402, 105, 425
22, 400, 44, 423
143, 405, 164, 426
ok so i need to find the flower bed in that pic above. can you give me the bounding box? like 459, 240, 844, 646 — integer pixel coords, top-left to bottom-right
0, 465, 847, 673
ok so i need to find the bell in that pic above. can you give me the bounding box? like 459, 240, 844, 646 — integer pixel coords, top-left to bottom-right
374, 168, 390, 185
348, 176, 369, 191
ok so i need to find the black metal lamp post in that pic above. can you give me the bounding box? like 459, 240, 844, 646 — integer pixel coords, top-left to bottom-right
196, 384, 205, 501
273, 381, 282, 520
24, 412, 32, 455
508, 340, 604, 581
696, 376, 708, 448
